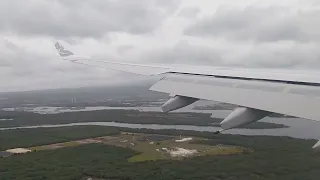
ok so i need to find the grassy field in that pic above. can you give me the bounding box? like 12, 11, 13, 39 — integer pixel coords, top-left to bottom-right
99, 133, 249, 162
18, 132, 249, 163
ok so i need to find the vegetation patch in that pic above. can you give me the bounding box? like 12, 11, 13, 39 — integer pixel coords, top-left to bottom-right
0, 126, 120, 151
100, 133, 249, 162
0, 126, 320, 179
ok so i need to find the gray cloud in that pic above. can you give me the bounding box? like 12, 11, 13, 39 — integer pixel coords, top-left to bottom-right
232, 43, 320, 69
1, 1, 320, 92
139, 40, 222, 65
117, 45, 134, 55
137, 39, 320, 69
177, 7, 200, 18
0, 39, 143, 91
185, 7, 320, 42
0, 0, 180, 38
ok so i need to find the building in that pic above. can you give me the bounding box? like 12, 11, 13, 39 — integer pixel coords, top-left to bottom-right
0, 151, 13, 158
6, 148, 32, 154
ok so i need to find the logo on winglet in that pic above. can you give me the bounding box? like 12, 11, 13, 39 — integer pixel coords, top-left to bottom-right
55, 42, 74, 57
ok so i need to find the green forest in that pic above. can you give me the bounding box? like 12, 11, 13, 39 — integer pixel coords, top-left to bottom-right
1, 126, 320, 180
0, 126, 119, 150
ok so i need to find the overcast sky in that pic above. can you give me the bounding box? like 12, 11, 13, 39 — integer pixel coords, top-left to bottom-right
1, 0, 320, 92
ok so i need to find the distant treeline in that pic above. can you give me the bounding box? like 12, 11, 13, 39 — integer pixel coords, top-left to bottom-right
0, 83, 167, 108
0, 110, 287, 129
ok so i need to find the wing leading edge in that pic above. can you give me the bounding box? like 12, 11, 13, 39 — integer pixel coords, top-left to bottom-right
54, 42, 171, 76
54, 42, 320, 83
54, 42, 320, 150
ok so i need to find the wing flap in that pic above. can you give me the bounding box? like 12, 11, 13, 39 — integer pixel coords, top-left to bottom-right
150, 73, 320, 121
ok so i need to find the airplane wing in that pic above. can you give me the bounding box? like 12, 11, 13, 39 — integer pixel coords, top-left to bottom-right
54, 42, 320, 150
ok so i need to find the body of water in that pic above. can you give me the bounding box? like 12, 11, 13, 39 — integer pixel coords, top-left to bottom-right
0, 119, 13, 121
3, 106, 225, 115
2, 106, 320, 140
0, 119, 319, 140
